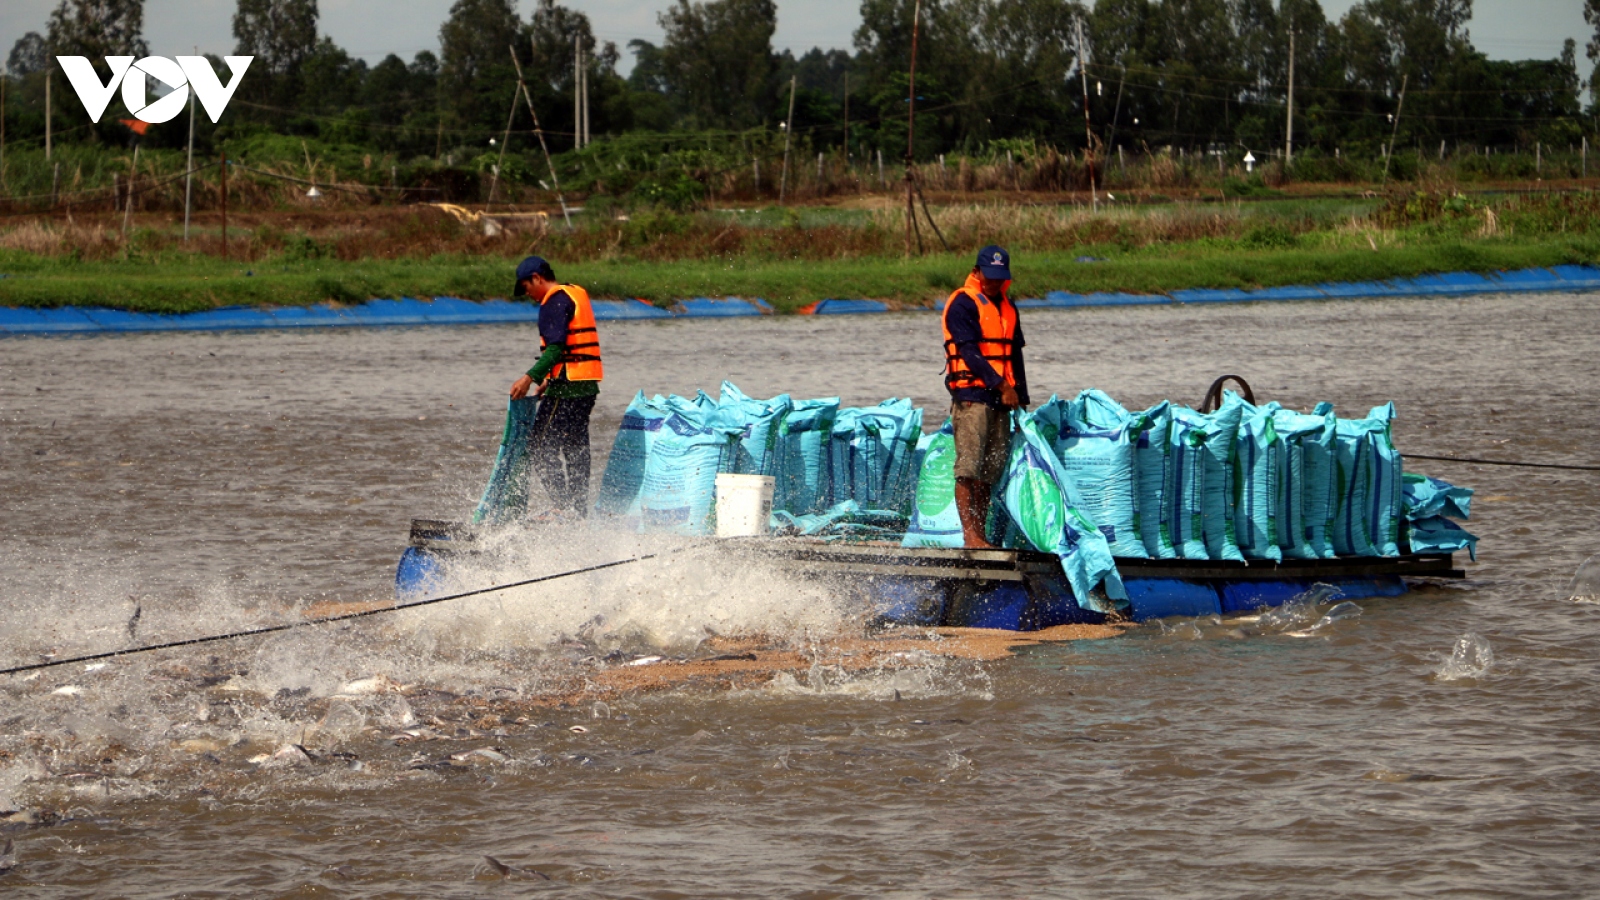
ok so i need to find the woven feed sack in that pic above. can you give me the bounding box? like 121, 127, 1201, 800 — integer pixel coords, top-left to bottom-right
594, 392, 670, 518
1198, 393, 1247, 562
1331, 409, 1385, 557
637, 406, 740, 534
1402, 473, 1473, 521
1166, 407, 1211, 559
718, 382, 794, 476
1270, 408, 1334, 560
1301, 403, 1340, 557
473, 396, 541, 524
1407, 515, 1478, 560
902, 423, 964, 548
774, 398, 840, 515
1133, 401, 1177, 559
1234, 402, 1284, 562
829, 400, 921, 513
1366, 403, 1403, 556
1054, 390, 1147, 558
1001, 411, 1127, 613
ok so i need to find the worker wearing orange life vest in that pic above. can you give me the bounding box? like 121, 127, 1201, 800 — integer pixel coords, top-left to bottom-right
942, 245, 1030, 549
509, 256, 602, 515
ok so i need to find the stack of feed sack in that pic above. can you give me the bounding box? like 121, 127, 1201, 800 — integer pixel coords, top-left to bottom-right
1402, 473, 1478, 559
1331, 403, 1403, 557
594, 392, 674, 522
773, 398, 840, 516
827, 399, 924, 516
717, 382, 793, 476
1002, 410, 1127, 612
1028, 391, 1148, 558
902, 421, 964, 548
1270, 405, 1338, 559
634, 397, 743, 534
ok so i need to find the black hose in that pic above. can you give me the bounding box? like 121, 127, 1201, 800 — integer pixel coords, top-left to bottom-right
1406, 453, 1600, 473
0, 552, 666, 678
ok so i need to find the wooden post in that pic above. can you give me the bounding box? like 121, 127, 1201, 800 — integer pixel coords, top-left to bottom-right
121, 145, 138, 238
842, 71, 849, 160
1584, 136, 1588, 178
1536, 141, 1541, 176
752, 156, 760, 192
52, 162, 59, 207
780, 76, 796, 204
1, 73, 7, 191
220, 154, 228, 260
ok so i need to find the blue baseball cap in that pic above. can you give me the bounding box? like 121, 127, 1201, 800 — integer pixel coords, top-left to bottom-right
976, 245, 1011, 280
513, 256, 555, 296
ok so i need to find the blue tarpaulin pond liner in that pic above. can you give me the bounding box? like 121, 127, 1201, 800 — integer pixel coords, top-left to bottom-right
670, 297, 772, 316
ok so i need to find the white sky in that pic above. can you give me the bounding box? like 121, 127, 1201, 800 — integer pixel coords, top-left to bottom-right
2, 0, 1590, 73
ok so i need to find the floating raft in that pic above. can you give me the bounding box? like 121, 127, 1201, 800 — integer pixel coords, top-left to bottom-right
396, 520, 1464, 630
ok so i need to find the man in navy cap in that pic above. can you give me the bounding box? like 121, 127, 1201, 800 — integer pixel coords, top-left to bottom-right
509, 256, 603, 516
940, 245, 1029, 548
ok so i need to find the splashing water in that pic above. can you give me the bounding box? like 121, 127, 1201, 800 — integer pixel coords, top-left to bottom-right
1434, 633, 1494, 682
1568, 555, 1600, 603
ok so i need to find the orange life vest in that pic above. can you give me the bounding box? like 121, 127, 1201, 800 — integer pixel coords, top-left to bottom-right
539, 282, 603, 382
941, 272, 1017, 392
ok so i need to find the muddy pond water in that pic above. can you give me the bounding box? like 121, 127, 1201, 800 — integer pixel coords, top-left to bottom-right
1, 291, 1598, 898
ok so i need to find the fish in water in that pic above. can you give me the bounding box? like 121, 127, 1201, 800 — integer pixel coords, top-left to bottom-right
482, 855, 550, 880
126, 602, 142, 641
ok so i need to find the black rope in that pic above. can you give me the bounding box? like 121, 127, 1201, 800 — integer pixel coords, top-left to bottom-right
1408, 453, 1600, 473
0, 551, 666, 677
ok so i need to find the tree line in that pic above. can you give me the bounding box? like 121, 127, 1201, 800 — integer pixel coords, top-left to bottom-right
2, 0, 1597, 176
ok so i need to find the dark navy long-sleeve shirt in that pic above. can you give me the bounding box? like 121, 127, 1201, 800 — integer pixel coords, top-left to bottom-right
946, 291, 1030, 408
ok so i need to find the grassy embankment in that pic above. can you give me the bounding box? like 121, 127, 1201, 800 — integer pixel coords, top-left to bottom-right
2, 191, 1598, 314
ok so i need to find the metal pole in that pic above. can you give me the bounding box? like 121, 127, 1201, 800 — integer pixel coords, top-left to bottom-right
1075, 16, 1097, 212
512, 44, 571, 227
780, 75, 796, 204
905, 0, 921, 255
184, 79, 195, 242
220, 154, 228, 260
1380, 74, 1407, 187
1285, 27, 1295, 168
581, 53, 590, 147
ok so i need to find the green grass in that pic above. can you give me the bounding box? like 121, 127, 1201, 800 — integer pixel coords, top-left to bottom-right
2, 233, 1596, 315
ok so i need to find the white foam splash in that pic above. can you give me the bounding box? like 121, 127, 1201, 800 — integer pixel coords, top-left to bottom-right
1433, 632, 1494, 682
1568, 555, 1600, 603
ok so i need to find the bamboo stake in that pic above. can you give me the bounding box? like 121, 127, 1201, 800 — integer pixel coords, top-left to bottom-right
1380, 74, 1407, 187
512, 43, 571, 228
779, 75, 796, 204
220, 154, 228, 260
121, 144, 138, 238
487, 81, 518, 207
1075, 16, 1097, 212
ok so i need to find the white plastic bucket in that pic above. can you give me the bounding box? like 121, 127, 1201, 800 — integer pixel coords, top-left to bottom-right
715, 473, 775, 538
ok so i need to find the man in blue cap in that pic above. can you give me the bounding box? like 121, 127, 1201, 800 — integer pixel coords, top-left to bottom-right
940, 245, 1029, 548
509, 256, 603, 516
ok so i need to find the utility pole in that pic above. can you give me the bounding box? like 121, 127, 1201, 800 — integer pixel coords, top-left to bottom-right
1380, 73, 1407, 187
582, 51, 590, 147
45, 51, 52, 162
1075, 15, 1097, 212
573, 36, 583, 151
780, 75, 796, 204
904, 0, 922, 255
512, 44, 572, 227
184, 51, 196, 243
1284, 26, 1295, 167
842, 71, 849, 161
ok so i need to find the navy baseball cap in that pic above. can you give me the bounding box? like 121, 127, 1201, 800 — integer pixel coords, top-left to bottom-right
513, 255, 555, 296
976, 245, 1011, 280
